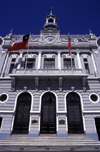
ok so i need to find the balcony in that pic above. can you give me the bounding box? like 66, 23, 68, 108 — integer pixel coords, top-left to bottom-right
9, 68, 88, 77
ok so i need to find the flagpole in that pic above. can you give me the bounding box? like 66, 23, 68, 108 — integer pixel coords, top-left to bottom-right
71, 52, 73, 73
25, 33, 30, 74
68, 33, 72, 72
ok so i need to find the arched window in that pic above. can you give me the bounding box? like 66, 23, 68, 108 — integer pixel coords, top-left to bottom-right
48, 19, 53, 23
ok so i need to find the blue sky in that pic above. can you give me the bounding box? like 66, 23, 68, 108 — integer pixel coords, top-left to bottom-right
0, 0, 100, 37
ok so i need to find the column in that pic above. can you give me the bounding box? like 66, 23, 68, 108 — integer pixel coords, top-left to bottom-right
91, 54, 97, 76
1, 53, 9, 77
17, 53, 23, 69
37, 52, 41, 69
58, 51, 61, 69
77, 52, 82, 69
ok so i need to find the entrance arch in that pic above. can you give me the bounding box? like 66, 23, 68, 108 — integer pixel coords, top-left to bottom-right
13, 92, 31, 134
67, 92, 84, 134
40, 92, 56, 134
95, 118, 100, 140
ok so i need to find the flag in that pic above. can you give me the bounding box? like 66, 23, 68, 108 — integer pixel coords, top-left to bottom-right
68, 33, 71, 56
9, 34, 29, 51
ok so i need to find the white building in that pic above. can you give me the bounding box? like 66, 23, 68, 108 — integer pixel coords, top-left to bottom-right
0, 9, 100, 141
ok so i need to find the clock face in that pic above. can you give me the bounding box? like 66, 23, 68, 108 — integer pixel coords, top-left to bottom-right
97, 37, 100, 46
0, 37, 4, 45
43, 36, 56, 44
74, 39, 79, 44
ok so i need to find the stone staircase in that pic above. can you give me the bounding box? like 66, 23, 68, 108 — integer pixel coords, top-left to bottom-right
0, 134, 100, 146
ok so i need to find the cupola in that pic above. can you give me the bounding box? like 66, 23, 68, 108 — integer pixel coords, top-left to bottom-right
43, 8, 59, 31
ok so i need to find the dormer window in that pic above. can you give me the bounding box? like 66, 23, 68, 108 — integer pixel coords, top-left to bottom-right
48, 18, 53, 23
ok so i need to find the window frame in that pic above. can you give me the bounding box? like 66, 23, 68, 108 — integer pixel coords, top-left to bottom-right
44, 58, 55, 69
63, 58, 75, 69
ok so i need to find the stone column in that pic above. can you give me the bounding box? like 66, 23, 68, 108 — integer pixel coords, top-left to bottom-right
77, 52, 82, 69
17, 53, 23, 69
37, 51, 41, 69
58, 51, 61, 69
91, 54, 97, 76
1, 53, 9, 77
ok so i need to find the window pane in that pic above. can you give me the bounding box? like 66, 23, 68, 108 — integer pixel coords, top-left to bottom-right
9, 64, 15, 73
26, 59, 35, 69
64, 59, 75, 69
85, 63, 89, 74
44, 59, 55, 69
84, 58, 87, 62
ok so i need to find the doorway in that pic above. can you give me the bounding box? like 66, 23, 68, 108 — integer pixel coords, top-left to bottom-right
40, 92, 56, 134
67, 92, 84, 134
95, 118, 100, 140
13, 92, 31, 134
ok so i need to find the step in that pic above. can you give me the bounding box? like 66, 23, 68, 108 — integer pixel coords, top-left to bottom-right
0, 134, 100, 146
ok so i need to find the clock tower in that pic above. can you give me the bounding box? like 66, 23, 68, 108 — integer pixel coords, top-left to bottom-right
40, 8, 60, 44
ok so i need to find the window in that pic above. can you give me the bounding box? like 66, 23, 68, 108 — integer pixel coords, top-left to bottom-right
48, 19, 53, 23
84, 58, 90, 74
64, 58, 75, 69
44, 59, 55, 69
0, 94, 7, 102
26, 58, 35, 69
89, 93, 99, 102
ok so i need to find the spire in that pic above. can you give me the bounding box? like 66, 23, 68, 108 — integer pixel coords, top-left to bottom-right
50, 7, 52, 15
89, 28, 92, 34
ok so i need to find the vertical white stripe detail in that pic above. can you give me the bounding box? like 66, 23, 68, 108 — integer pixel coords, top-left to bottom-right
83, 116, 86, 131
29, 115, 31, 132
77, 53, 82, 69
37, 52, 41, 69
1, 53, 9, 77
58, 52, 61, 69
91, 54, 97, 73
57, 116, 58, 131
38, 116, 40, 132
17, 53, 23, 69
11, 115, 14, 132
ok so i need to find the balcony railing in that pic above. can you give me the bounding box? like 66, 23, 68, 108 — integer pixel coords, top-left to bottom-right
8, 68, 88, 77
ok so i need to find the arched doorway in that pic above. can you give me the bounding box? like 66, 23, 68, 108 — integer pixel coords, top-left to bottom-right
13, 92, 31, 134
95, 118, 100, 140
67, 92, 84, 134
40, 92, 56, 134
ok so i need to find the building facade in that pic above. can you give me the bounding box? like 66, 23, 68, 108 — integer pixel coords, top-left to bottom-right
0, 10, 100, 141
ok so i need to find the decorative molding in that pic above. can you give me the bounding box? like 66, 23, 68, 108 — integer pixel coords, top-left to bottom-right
24, 54, 37, 58
62, 54, 75, 58
43, 54, 56, 58
93, 50, 99, 55
81, 54, 89, 58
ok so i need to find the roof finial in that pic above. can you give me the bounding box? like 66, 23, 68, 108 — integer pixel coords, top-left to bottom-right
9, 29, 13, 38
50, 7, 52, 15
89, 28, 92, 34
